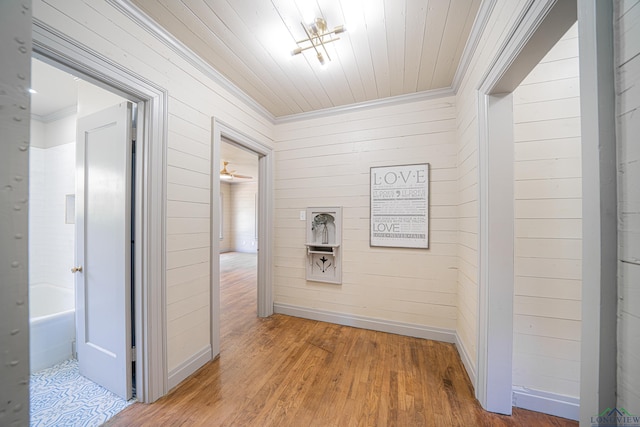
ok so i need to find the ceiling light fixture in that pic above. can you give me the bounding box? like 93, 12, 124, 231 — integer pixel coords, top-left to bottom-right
291, 17, 345, 65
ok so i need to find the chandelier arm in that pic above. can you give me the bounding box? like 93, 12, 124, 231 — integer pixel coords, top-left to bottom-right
319, 35, 332, 62
301, 22, 322, 57
293, 37, 341, 54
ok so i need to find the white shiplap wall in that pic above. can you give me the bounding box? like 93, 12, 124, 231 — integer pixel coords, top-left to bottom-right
220, 182, 258, 253
512, 23, 582, 399
34, 0, 274, 379
454, 0, 529, 374
230, 182, 258, 253
273, 97, 458, 331
220, 181, 232, 252
615, 0, 640, 412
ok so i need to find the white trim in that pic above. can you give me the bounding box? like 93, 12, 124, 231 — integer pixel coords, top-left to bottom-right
476, 92, 515, 415
455, 332, 477, 388
274, 303, 456, 344
211, 118, 274, 357
109, 0, 274, 124
577, 1, 617, 423
477, 0, 576, 94
275, 87, 455, 124
32, 18, 168, 403
512, 387, 579, 421
167, 345, 212, 390
31, 105, 77, 123
451, 0, 497, 92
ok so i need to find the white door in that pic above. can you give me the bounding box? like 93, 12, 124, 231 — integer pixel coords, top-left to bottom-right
75, 102, 133, 400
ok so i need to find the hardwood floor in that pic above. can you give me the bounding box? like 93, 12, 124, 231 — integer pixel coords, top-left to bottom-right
105, 252, 578, 427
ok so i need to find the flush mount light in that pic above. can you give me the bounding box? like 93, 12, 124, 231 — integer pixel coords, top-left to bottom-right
291, 17, 345, 65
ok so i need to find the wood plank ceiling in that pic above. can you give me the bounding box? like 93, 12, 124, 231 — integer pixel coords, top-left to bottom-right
130, 0, 482, 118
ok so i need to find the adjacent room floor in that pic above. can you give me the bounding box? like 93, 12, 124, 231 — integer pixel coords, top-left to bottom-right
30, 359, 132, 427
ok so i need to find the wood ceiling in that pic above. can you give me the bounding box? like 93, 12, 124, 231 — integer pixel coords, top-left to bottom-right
129, 0, 482, 118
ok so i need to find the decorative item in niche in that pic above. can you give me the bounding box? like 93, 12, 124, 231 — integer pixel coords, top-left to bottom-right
305, 207, 342, 284
370, 163, 429, 248
312, 213, 334, 244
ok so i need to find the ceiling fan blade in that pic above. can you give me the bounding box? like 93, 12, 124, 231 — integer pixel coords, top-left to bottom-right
220, 160, 233, 175
220, 161, 252, 179
231, 173, 253, 179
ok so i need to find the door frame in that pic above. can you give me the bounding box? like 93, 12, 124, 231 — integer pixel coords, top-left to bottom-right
210, 118, 274, 357
32, 19, 168, 403
475, 0, 578, 416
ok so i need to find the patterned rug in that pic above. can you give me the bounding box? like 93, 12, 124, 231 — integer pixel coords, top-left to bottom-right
30, 359, 133, 427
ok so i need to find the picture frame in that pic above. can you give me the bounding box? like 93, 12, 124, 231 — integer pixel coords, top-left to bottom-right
370, 163, 429, 248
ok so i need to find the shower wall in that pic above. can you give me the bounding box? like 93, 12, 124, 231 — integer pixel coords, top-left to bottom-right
29, 114, 76, 290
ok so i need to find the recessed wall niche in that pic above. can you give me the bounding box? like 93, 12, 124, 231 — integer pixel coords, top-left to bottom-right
305, 207, 342, 284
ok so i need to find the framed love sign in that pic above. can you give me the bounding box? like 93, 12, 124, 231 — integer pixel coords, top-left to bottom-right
370, 163, 429, 248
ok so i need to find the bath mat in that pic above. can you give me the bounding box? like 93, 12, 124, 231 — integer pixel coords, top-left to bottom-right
30, 359, 133, 427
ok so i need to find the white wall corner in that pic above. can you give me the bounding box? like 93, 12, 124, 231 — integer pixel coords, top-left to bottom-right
455, 332, 477, 388
274, 303, 457, 344
512, 387, 580, 421
274, 87, 455, 124
167, 345, 213, 391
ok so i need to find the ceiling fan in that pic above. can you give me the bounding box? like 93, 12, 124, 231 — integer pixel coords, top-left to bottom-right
220, 161, 253, 181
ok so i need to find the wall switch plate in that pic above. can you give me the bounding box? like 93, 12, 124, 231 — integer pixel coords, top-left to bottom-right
299, 210, 306, 221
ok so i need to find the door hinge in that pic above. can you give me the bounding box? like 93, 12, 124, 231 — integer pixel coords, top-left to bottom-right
131, 347, 136, 362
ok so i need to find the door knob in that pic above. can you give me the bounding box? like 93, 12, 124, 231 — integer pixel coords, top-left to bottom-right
71, 266, 83, 273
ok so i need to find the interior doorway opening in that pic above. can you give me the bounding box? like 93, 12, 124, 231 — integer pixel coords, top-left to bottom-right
218, 138, 260, 327
32, 19, 169, 404
210, 119, 274, 358
28, 56, 136, 424
476, 0, 578, 416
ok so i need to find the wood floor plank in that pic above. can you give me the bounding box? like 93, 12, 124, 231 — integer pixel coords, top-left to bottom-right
105, 252, 578, 427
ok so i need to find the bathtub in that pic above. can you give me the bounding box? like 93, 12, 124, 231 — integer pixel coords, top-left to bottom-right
29, 283, 75, 373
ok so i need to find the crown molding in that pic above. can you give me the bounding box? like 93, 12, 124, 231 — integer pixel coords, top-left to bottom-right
274, 86, 455, 124
451, 0, 498, 93
109, 0, 481, 125
108, 0, 276, 124
31, 105, 77, 123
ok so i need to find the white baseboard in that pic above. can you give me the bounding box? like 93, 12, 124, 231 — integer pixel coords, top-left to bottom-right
455, 332, 477, 387
273, 303, 457, 343
512, 386, 579, 421
167, 345, 212, 390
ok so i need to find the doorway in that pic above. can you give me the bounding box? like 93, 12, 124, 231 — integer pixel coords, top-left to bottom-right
28, 57, 134, 425
210, 119, 274, 357
475, 0, 578, 418
219, 139, 260, 328
32, 19, 168, 404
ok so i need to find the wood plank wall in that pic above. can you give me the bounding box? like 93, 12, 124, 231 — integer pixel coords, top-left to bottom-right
273, 97, 459, 330
220, 182, 232, 252
512, 24, 582, 398
33, 0, 274, 378
615, 0, 640, 411
454, 0, 529, 374
230, 182, 258, 253
220, 182, 257, 253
